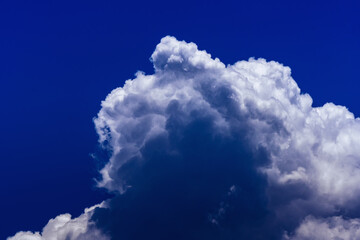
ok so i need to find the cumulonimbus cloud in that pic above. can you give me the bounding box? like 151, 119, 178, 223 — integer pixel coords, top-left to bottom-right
9, 36, 360, 240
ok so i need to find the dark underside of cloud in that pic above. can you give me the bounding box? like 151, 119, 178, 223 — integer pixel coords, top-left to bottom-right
92, 113, 276, 239
9, 37, 360, 240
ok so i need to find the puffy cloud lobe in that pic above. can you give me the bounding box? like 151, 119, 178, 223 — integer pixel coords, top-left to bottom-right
285, 216, 360, 240
8, 204, 109, 240
9, 36, 360, 239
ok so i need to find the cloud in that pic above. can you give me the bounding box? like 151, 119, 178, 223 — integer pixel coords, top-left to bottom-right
7, 204, 109, 240
8, 36, 360, 239
284, 216, 360, 240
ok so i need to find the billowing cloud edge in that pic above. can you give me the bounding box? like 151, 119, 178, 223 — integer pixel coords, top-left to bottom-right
284, 216, 360, 240
7, 203, 109, 240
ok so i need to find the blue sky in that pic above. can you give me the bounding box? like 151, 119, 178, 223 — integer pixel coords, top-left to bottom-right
1, 0, 360, 239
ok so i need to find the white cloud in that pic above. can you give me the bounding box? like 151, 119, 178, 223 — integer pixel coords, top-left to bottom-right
285, 216, 360, 240
10, 36, 360, 239
8, 232, 43, 240
8, 204, 109, 240
93, 36, 360, 238
95, 36, 360, 208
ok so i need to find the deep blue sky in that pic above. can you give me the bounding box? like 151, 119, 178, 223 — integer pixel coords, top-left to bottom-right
1, 0, 359, 238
